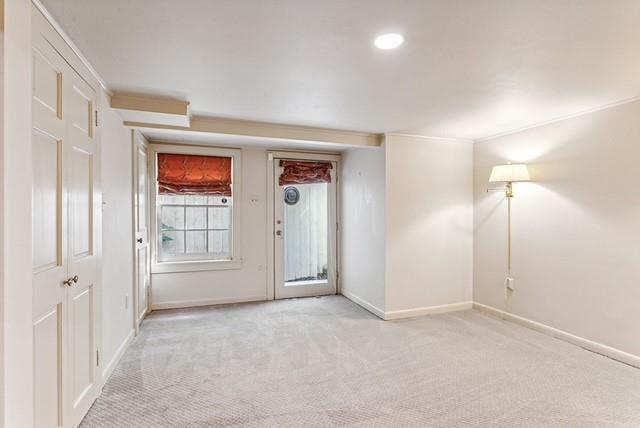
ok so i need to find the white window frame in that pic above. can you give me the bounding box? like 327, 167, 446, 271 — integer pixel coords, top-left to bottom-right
149, 143, 243, 273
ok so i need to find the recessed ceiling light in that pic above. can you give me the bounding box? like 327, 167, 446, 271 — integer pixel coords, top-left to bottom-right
374, 33, 404, 50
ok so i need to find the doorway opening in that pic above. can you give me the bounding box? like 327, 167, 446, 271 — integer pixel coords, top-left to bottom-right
270, 153, 339, 300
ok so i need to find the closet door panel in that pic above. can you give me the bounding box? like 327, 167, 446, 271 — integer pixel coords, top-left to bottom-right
64, 70, 99, 427
32, 32, 67, 428
34, 306, 63, 428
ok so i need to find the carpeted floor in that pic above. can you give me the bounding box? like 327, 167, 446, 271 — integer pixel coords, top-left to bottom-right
81, 295, 640, 427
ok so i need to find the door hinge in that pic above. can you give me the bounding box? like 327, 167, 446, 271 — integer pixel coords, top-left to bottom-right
95, 110, 99, 127
96, 350, 100, 366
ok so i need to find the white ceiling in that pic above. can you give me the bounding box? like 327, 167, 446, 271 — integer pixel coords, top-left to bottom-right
42, 0, 640, 140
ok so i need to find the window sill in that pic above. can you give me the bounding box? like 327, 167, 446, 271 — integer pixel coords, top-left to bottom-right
151, 259, 243, 274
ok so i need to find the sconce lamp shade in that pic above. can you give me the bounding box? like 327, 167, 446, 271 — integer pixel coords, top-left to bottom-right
489, 164, 530, 183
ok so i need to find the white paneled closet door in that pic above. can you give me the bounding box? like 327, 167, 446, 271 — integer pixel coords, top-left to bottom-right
32, 17, 100, 428
32, 30, 68, 428
64, 55, 100, 428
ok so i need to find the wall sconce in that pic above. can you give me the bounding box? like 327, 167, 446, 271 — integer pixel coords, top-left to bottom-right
487, 163, 530, 293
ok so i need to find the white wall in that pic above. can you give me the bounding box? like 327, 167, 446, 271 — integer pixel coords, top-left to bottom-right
0, 15, 5, 425
151, 148, 268, 308
340, 147, 386, 316
2, 0, 34, 425
474, 99, 640, 363
99, 93, 134, 378
385, 135, 474, 316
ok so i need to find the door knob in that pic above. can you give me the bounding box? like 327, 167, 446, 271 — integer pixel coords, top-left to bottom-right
137, 238, 143, 243
63, 275, 79, 287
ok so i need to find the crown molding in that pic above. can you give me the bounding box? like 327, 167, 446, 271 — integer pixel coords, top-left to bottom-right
475, 95, 640, 143
31, 0, 111, 94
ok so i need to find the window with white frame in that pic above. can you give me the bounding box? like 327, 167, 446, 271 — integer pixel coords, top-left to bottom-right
153, 147, 240, 264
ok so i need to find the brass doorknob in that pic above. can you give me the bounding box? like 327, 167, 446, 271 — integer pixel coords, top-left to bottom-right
63, 275, 79, 287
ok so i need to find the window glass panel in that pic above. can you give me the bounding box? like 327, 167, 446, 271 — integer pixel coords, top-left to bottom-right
185, 207, 206, 230
208, 230, 231, 257
185, 195, 208, 205
161, 206, 185, 230
207, 196, 228, 205
185, 231, 206, 253
208, 206, 231, 229
158, 194, 185, 205
161, 231, 184, 255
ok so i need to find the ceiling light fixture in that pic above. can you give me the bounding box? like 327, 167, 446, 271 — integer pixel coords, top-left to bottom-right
374, 33, 404, 50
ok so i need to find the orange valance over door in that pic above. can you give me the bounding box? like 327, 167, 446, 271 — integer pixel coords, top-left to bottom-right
157, 153, 232, 196
279, 160, 333, 186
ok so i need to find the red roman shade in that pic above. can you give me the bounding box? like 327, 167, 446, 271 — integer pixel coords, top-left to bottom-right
279, 160, 333, 186
157, 153, 232, 196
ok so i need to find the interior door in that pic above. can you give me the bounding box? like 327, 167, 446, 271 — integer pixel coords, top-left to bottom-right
133, 131, 150, 330
32, 32, 68, 428
274, 158, 337, 299
64, 61, 100, 427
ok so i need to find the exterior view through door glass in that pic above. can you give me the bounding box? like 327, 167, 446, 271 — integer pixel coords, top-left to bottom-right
274, 158, 337, 299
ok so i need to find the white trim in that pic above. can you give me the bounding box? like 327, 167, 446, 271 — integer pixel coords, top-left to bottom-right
151, 295, 265, 311
266, 153, 275, 301
386, 132, 475, 144
341, 290, 385, 320
100, 329, 134, 383
31, 0, 111, 93
384, 301, 473, 320
151, 260, 242, 274
473, 302, 640, 369
475, 95, 640, 142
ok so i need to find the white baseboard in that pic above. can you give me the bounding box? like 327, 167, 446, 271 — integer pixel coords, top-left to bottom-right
100, 329, 134, 384
384, 301, 473, 320
341, 289, 385, 319
151, 295, 266, 311
473, 302, 640, 369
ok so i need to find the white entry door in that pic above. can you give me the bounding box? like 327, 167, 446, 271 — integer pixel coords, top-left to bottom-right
273, 156, 338, 299
133, 131, 150, 330
32, 20, 100, 428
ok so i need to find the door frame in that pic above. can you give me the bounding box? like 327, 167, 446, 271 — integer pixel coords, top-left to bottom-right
266, 151, 341, 301
132, 130, 150, 335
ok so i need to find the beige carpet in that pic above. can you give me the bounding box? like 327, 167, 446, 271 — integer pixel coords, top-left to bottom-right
81, 295, 640, 427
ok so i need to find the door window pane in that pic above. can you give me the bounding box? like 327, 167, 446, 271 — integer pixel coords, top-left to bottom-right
283, 183, 328, 284
208, 230, 231, 258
